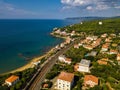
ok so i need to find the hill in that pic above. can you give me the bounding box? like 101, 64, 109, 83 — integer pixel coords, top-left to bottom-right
62, 17, 120, 35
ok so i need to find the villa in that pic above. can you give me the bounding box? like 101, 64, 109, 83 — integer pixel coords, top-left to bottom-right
57, 72, 74, 90
5, 75, 19, 86
86, 51, 97, 57
58, 55, 72, 64
97, 58, 108, 65
101, 33, 108, 38
84, 75, 98, 87
78, 59, 91, 73
74, 44, 79, 49
83, 45, 93, 50
101, 44, 109, 51
109, 49, 118, 54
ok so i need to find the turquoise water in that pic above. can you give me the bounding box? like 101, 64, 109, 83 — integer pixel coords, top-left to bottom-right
0, 19, 80, 74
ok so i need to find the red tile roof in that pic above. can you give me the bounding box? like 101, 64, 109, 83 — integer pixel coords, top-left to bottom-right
58, 72, 74, 82
5, 75, 19, 83
84, 75, 98, 84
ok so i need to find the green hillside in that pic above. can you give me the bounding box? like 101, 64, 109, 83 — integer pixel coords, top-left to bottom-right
62, 18, 120, 35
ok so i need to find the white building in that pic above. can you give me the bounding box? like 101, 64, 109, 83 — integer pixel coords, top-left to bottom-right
58, 55, 66, 62
99, 21, 102, 25
5, 75, 19, 86
78, 59, 91, 73
57, 72, 74, 90
58, 55, 72, 64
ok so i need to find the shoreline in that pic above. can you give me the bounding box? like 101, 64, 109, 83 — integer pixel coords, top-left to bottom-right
0, 47, 55, 76
0, 33, 66, 76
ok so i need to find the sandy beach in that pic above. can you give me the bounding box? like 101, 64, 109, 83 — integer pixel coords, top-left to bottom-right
0, 33, 65, 76
1, 47, 55, 75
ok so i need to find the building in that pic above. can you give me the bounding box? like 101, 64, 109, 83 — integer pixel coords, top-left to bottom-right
117, 53, 120, 61
109, 49, 118, 54
65, 58, 72, 64
83, 45, 93, 50
101, 33, 107, 38
58, 55, 72, 64
97, 60, 108, 65
84, 75, 98, 87
78, 59, 91, 72
58, 55, 66, 62
57, 72, 74, 90
101, 44, 109, 51
5, 75, 19, 86
99, 21, 102, 25
74, 44, 79, 49
97, 58, 108, 65
86, 51, 97, 57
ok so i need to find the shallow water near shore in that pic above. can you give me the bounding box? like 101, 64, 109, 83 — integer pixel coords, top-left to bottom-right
0, 19, 80, 74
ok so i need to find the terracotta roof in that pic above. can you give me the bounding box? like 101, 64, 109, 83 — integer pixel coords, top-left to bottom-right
102, 44, 108, 48
5, 75, 19, 83
43, 84, 48, 88
58, 72, 74, 82
97, 60, 107, 65
65, 58, 72, 62
110, 50, 118, 53
117, 53, 120, 57
84, 75, 98, 84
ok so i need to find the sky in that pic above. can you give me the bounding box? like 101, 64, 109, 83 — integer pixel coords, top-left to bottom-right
0, 0, 120, 19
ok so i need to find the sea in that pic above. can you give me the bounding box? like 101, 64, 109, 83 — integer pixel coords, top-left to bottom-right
0, 19, 81, 74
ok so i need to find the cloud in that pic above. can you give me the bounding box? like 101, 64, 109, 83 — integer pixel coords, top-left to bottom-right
0, 1, 38, 18
61, 0, 120, 11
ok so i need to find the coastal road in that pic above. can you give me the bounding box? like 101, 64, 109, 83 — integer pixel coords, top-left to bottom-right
24, 38, 81, 90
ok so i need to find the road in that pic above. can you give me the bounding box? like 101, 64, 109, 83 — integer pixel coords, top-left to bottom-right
23, 38, 80, 90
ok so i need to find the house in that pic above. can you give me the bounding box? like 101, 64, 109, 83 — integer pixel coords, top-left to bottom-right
109, 49, 118, 54
60, 43, 65, 48
78, 59, 91, 72
86, 51, 97, 57
84, 75, 98, 87
97, 58, 108, 65
43, 83, 49, 88
58, 55, 66, 62
117, 53, 120, 61
74, 44, 79, 49
71, 31, 76, 36
54, 29, 61, 34
105, 38, 112, 43
66, 37, 71, 44
83, 45, 93, 50
86, 36, 94, 41
97, 60, 107, 65
57, 72, 74, 90
58, 55, 72, 64
99, 21, 102, 25
101, 33, 107, 38
33, 61, 40, 66
65, 58, 72, 64
5, 75, 19, 86
101, 44, 109, 51
110, 33, 116, 37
